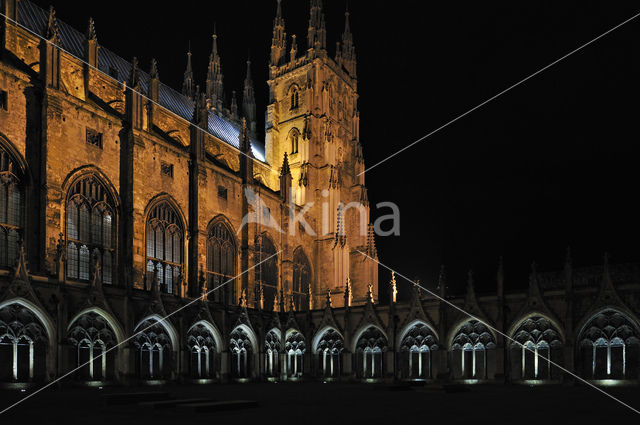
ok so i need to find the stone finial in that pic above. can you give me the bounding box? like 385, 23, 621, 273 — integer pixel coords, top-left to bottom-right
326, 288, 332, 308
367, 283, 374, 304
239, 288, 248, 308
344, 277, 352, 307
259, 283, 264, 310
390, 271, 397, 303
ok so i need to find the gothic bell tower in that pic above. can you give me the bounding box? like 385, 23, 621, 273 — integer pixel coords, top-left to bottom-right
265, 0, 378, 306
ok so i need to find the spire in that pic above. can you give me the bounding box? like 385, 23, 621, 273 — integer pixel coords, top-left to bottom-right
280, 152, 292, 201
390, 271, 397, 303
366, 223, 376, 257
344, 277, 352, 307
307, 0, 326, 51
270, 0, 287, 67
85, 17, 99, 68
239, 118, 252, 154
242, 56, 257, 136
129, 57, 141, 89
149, 58, 159, 80
46, 6, 61, 45
290, 34, 298, 63
338, 5, 357, 76
87, 17, 97, 41
182, 43, 195, 99
206, 25, 224, 111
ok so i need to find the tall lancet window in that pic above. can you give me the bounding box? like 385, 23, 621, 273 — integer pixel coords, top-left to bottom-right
66, 174, 117, 284
254, 235, 278, 310
0, 145, 23, 268
206, 220, 236, 304
355, 327, 387, 379
292, 248, 311, 311
289, 129, 300, 154
145, 201, 184, 294
509, 316, 563, 381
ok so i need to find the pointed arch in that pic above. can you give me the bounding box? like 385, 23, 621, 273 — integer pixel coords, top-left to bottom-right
134, 315, 178, 352
254, 233, 279, 311
67, 308, 122, 381
187, 320, 223, 354
312, 326, 343, 353
313, 326, 344, 379
449, 319, 497, 380
352, 324, 388, 353
0, 298, 55, 382
397, 319, 439, 348
63, 167, 119, 285
576, 308, 640, 380
206, 215, 238, 304
67, 307, 125, 344
229, 324, 257, 379
292, 247, 311, 311
0, 135, 28, 268
398, 320, 438, 380
144, 194, 186, 295
508, 313, 564, 381
264, 328, 281, 378
288, 128, 301, 154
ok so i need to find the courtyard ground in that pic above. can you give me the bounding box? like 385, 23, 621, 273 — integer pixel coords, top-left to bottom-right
0, 382, 638, 424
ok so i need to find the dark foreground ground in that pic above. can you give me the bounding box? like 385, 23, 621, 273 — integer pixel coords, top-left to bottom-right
1, 382, 638, 424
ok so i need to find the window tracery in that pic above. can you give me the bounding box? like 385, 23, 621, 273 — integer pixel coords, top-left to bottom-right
68, 312, 116, 381
0, 304, 48, 382
451, 320, 496, 379
355, 327, 387, 379
146, 201, 183, 294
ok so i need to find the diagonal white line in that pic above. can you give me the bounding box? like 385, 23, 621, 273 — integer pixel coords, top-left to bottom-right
358, 10, 640, 176
0, 11, 278, 174
356, 250, 640, 416
0, 251, 281, 416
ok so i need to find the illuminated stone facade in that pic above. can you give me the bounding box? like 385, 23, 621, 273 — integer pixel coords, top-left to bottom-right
1, 1, 639, 386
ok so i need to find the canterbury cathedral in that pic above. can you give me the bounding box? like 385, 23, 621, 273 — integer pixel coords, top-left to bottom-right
1, 0, 639, 387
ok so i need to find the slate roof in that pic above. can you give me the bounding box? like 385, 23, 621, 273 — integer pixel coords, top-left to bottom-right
16, 0, 266, 162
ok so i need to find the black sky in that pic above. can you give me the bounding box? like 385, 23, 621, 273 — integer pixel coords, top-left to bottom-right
30, 0, 640, 301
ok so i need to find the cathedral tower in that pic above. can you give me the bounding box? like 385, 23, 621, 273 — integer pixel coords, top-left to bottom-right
265, 0, 377, 305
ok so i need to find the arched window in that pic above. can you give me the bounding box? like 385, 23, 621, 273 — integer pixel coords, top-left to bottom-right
355, 327, 387, 379
451, 320, 496, 380
292, 248, 311, 311
510, 316, 563, 381
66, 175, 116, 284
290, 87, 299, 110
264, 329, 281, 378
206, 221, 236, 304
187, 323, 217, 379
0, 303, 48, 382
0, 145, 24, 268
289, 129, 300, 154
68, 312, 117, 381
578, 309, 640, 380
145, 201, 184, 294
400, 323, 438, 380
230, 327, 253, 379
133, 318, 172, 380
285, 330, 305, 379
316, 329, 343, 378
254, 235, 278, 311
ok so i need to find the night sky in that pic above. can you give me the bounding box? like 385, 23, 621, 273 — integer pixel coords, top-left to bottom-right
30, 0, 640, 301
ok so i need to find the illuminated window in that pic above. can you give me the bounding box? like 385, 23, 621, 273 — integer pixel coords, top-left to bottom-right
285, 331, 305, 379
0, 144, 23, 268
230, 327, 252, 379
316, 329, 343, 378
292, 248, 311, 311
451, 320, 496, 380
206, 221, 236, 304
65, 174, 116, 284
133, 318, 172, 380
254, 235, 278, 310
68, 312, 116, 381
145, 201, 183, 294
290, 87, 299, 110
355, 327, 387, 379
578, 309, 640, 380
187, 323, 217, 379
0, 303, 48, 382
400, 323, 438, 379
264, 330, 280, 378
509, 316, 562, 381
